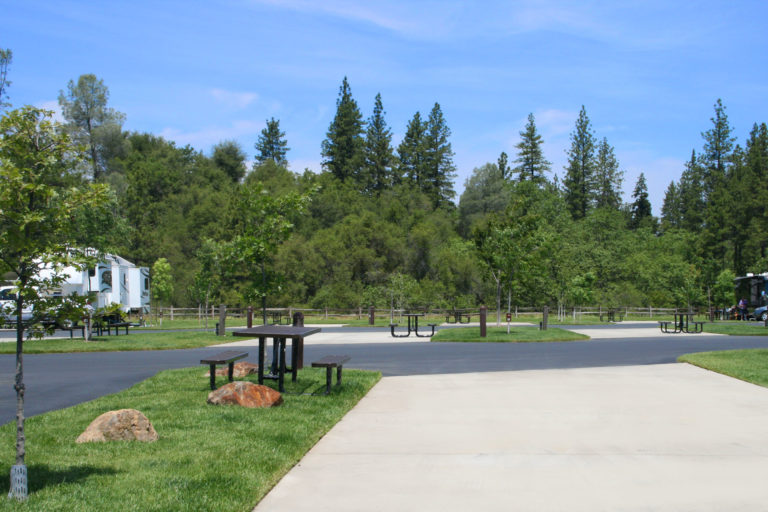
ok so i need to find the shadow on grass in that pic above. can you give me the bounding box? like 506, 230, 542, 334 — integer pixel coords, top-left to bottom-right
0, 463, 118, 494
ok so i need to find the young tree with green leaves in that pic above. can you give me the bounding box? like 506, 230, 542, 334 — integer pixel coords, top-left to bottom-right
563, 106, 596, 219
151, 258, 174, 320
222, 180, 313, 323
255, 117, 289, 166
363, 93, 394, 194
514, 113, 550, 183
212, 140, 247, 182
321, 77, 364, 183
0, 48, 11, 110
58, 74, 125, 181
0, 106, 116, 500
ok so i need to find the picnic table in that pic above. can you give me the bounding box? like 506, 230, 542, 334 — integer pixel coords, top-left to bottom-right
444, 309, 471, 324
232, 325, 321, 392
390, 313, 436, 338
659, 312, 704, 334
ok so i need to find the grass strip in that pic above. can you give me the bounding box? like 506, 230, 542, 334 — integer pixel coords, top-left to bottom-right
0, 331, 237, 354
0, 366, 380, 511
703, 323, 768, 336
431, 326, 589, 342
678, 349, 768, 388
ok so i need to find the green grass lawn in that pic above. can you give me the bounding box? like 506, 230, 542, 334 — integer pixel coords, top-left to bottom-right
678, 349, 768, 388
0, 366, 380, 511
431, 326, 589, 342
703, 322, 768, 336
0, 331, 236, 354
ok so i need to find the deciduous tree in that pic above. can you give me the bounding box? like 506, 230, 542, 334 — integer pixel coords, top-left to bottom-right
0, 106, 115, 500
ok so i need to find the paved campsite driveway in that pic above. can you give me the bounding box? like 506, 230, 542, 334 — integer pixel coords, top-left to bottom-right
1, 323, 768, 423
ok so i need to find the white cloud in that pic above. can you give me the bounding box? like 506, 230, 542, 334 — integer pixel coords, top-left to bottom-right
160, 120, 263, 150
210, 88, 259, 109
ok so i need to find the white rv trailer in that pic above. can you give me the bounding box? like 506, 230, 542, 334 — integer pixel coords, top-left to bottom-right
43, 254, 150, 313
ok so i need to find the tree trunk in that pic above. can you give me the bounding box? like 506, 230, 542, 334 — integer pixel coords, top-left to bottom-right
10, 294, 27, 500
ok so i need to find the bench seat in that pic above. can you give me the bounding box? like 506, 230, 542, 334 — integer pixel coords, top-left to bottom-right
312, 355, 351, 394
200, 350, 249, 390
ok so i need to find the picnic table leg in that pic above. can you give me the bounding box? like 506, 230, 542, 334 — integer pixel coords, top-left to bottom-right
228, 362, 235, 382
209, 364, 217, 390
278, 337, 286, 392
258, 337, 265, 386
337, 365, 343, 387
291, 338, 299, 382
325, 367, 332, 394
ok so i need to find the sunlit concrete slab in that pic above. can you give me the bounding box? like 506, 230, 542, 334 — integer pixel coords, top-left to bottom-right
254, 364, 768, 511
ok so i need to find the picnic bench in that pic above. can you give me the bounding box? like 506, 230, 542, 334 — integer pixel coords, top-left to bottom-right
200, 350, 249, 390
312, 355, 351, 394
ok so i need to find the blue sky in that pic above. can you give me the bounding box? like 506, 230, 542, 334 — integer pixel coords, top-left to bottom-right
4, 1, 768, 213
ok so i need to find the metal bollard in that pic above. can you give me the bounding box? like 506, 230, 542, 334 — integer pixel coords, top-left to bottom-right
480, 306, 487, 337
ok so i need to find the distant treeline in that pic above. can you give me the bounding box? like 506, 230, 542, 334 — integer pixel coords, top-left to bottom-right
14, 71, 767, 311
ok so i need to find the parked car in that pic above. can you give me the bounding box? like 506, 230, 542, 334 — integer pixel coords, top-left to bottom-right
754, 305, 768, 322
0, 286, 34, 325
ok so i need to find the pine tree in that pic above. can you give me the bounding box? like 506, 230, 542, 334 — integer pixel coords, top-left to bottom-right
58, 74, 125, 181
593, 137, 623, 210
213, 140, 247, 182
0, 48, 11, 110
563, 106, 596, 219
321, 77, 364, 183
677, 150, 705, 231
630, 173, 652, 229
254, 117, 289, 166
422, 103, 456, 207
660, 181, 682, 230
497, 152, 510, 181
513, 113, 550, 183
397, 111, 426, 186
700, 98, 736, 197
362, 93, 394, 194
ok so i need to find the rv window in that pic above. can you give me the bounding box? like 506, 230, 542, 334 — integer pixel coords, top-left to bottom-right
0, 288, 16, 301
88, 268, 95, 277
144, 278, 149, 289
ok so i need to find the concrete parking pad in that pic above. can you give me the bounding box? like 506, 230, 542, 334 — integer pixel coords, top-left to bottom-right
254, 364, 768, 511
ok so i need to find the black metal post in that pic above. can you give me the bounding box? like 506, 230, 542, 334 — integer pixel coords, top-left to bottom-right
480, 306, 487, 337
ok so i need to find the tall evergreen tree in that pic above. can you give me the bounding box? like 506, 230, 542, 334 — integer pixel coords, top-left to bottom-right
593, 137, 623, 210
321, 77, 364, 183
677, 150, 705, 231
563, 106, 596, 219
700, 98, 736, 197
0, 48, 11, 110
397, 111, 426, 186
254, 117, 289, 166
497, 152, 510, 181
58, 74, 125, 181
630, 173, 652, 229
422, 103, 456, 207
744, 123, 768, 266
660, 181, 682, 230
513, 113, 550, 183
363, 93, 394, 194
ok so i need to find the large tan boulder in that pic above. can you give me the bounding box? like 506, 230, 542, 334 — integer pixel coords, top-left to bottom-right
207, 381, 282, 408
204, 362, 259, 377
76, 409, 158, 443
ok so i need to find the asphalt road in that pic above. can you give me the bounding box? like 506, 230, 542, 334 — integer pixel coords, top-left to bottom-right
2, 326, 768, 425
